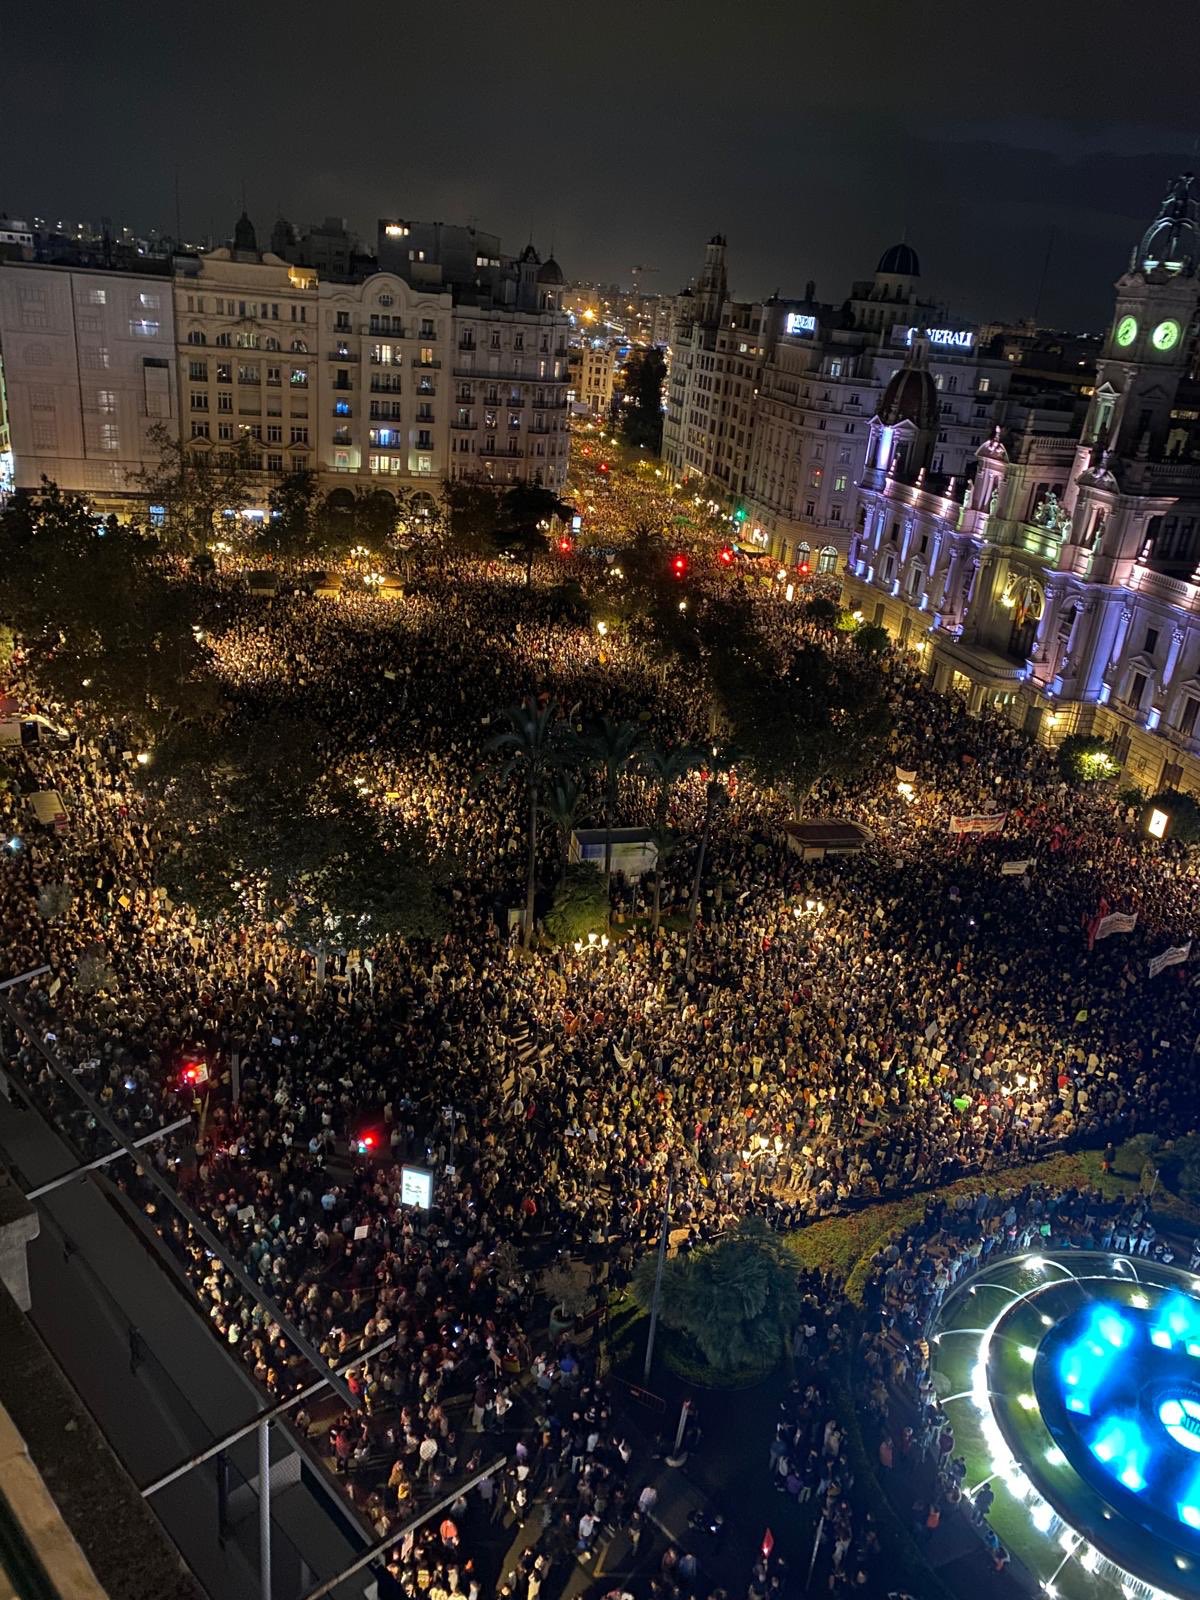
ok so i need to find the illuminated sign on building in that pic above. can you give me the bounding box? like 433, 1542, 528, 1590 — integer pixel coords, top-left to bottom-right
904, 325, 975, 350
785, 312, 817, 336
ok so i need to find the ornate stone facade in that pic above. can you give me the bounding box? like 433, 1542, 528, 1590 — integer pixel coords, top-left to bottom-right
843, 175, 1200, 795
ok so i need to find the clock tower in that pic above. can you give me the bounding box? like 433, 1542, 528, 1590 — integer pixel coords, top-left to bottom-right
1083, 173, 1200, 460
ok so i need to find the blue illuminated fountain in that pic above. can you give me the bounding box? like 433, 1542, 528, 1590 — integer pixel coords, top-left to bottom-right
929, 1253, 1200, 1599
1036, 1292, 1200, 1545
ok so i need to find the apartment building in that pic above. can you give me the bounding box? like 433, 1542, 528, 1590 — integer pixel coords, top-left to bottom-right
0, 257, 176, 505
573, 343, 618, 417
662, 236, 769, 503
317, 272, 453, 494
172, 214, 318, 489
0, 212, 571, 509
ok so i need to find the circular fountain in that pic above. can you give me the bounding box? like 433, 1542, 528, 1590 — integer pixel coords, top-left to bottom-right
930, 1251, 1200, 1600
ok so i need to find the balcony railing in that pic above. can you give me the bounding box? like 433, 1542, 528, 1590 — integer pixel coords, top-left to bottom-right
413, 358, 442, 369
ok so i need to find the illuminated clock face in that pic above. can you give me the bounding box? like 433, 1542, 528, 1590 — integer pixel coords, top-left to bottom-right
1152, 319, 1181, 352
1116, 315, 1139, 347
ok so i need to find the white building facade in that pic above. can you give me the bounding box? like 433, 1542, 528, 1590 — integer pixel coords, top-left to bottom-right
317, 272, 453, 495
0, 216, 570, 512
0, 259, 177, 504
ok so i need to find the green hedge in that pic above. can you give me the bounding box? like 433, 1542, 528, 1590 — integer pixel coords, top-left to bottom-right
785, 1143, 1194, 1304
784, 1143, 1200, 1600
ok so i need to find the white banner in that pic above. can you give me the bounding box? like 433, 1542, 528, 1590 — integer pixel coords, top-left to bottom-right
895, 766, 917, 784
1149, 941, 1191, 979
1000, 859, 1032, 876
1094, 910, 1138, 942
949, 811, 1007, 837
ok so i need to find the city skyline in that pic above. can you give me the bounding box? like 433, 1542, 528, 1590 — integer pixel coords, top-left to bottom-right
6, 0, 1200, 330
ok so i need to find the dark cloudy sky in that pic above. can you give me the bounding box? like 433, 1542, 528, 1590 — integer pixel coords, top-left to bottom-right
6, 0, 1199, 329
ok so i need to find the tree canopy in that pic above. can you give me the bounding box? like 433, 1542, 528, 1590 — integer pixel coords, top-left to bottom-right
131, 422, 254, 555
1057, 733, 1119, 785
0, 478, 210, 731
544, 863, 610, 947
145, 712, 448, 945
1144, 788, 1200, 845
619, 348, 667, 450
714, 637, 891, 813
632, 1216, 801, 1373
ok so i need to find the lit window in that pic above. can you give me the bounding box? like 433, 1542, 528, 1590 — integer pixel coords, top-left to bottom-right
334, 399, 351, 417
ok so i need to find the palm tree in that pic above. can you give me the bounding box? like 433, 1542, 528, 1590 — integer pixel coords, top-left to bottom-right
540, 773, 586, 867
686, 744, 739, 973
574, 715, 644, 890
487, 696, 561, 947
640, 741, 705, 936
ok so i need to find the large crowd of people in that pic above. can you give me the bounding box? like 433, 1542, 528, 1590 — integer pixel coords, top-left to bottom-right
2, 457, 1200, 1598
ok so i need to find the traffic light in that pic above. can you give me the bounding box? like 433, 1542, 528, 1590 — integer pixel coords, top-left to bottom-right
180, 1057, 209, 1089
718, 546, 734, 567
671, 553, 688, 579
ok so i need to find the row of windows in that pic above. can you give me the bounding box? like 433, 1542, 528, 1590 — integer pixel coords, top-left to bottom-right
186, 331, 308, 351
187, 361, 307, 385
190, 421, 304, 444
183, 296, 309, 321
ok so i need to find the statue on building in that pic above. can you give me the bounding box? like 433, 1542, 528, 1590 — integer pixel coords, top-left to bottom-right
1035, 489, 1072, 537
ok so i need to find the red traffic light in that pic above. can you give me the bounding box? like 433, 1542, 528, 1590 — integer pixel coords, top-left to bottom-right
557, 535, 573, 554
671, 553, 688, 578
718, 546, 734, 566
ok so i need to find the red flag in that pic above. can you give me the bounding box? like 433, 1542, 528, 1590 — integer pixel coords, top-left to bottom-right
762, 1528, 775, 1558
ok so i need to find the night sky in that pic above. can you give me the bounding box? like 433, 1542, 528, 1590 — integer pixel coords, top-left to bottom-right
7, 0, 1199, 330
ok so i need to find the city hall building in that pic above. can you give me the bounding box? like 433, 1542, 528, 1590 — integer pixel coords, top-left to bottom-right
844, 175, 1200, 796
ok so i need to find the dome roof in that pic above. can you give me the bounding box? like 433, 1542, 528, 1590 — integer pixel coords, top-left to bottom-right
877, 241, 920, 278
537, 256, 564, 285
1136, 173, 1198, 277
879, 360, 938, 433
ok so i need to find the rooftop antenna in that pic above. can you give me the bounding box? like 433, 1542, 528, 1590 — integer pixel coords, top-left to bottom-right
1031, 226, 1056, 328
173, 166, 182, 246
